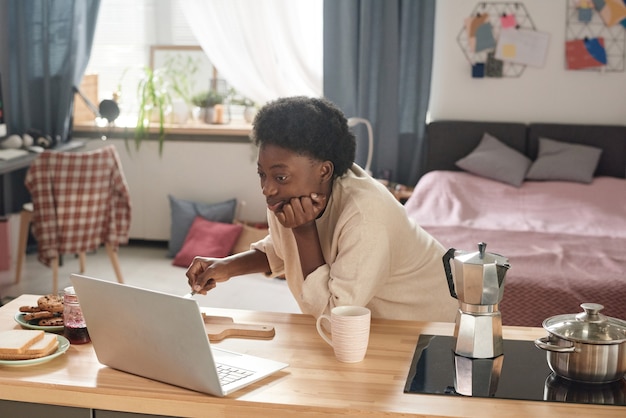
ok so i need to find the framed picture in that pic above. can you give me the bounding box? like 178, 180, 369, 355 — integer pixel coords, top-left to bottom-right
149, 45, 223, 97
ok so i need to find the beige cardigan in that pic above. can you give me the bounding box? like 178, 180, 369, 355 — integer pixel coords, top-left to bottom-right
253, 164, 457, 322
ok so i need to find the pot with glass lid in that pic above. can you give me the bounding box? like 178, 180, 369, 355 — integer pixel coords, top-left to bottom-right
534, 303, 626, 384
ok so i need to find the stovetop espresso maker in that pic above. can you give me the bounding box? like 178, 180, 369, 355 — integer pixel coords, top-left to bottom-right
443, 242, 510, 359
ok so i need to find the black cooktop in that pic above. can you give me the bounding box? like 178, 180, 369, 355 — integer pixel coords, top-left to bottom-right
404, 335, 626, 406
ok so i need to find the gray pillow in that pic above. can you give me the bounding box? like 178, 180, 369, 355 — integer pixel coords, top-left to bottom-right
168, 195, 237, 257
455, 132, 531, 187
526, 137, 602, 183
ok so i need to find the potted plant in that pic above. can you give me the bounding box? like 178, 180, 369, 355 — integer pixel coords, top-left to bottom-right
227, 88, 257, 123
191, 90, 226, 124
133, 54, 201, 155
241, 98, 258, 123
134, 66, 171, 155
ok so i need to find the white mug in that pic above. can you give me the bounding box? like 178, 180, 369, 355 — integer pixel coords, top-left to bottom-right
316, 305, 371, 363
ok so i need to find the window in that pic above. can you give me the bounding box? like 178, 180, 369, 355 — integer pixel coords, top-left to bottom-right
85, 0, 322, 126
85, 0, 205, 125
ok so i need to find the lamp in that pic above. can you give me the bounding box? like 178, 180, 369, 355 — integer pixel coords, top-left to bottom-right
347, 117, 373, 175
73, 86, 120, 124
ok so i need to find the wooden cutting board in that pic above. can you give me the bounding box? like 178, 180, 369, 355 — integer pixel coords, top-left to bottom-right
202, 314, 275, 342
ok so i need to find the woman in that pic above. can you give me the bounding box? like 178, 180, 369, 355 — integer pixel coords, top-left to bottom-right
186, 96, 457, 322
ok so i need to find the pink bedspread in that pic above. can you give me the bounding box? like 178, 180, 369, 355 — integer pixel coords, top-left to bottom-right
405, 171, 626, 327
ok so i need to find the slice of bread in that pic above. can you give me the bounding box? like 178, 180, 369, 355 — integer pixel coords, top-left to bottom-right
0, 330, 44, 355
0, 334, 59, 360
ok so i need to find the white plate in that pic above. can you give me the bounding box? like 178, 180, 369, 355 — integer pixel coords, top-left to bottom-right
0, 334, 70, 367
14, 312, 64, 332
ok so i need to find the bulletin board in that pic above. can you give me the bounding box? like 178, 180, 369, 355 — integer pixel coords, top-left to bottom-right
565, 0, 626, 72
457, 2, 543, 78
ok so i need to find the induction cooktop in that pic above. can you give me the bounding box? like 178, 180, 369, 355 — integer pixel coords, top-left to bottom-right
404, 335, 626, 406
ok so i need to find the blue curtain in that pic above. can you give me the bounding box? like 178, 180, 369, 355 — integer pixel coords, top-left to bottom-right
0, 0, 100, 145
323, 0, 435, 186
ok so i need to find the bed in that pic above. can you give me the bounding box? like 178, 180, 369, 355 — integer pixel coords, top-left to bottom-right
405, 121, 626, 327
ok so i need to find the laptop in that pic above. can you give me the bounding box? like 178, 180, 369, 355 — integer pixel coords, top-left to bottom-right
70, 274, 288, 396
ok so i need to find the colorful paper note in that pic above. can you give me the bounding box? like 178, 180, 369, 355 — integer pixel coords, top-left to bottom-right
465, 14, 496, 53
472, 63, 485, 78
475, 22, 496, 52
578, 7, 593, 22
593, 0, 626, 26
566, 37, 607, 69
495, 28, 550, 68
485, 52, 503, 77
500, 13, 517, 28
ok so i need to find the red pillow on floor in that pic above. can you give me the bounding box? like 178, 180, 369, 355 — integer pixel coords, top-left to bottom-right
172, 216, 243, 267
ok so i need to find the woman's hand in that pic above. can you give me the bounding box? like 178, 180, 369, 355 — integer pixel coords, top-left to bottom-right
185, 257, 232, 294
274, 193, 327, 229
185, 250, 273, 294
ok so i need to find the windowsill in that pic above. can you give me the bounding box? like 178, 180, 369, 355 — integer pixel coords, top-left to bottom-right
72, 119, 253, 142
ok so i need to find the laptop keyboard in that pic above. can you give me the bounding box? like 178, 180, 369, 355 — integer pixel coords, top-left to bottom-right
216, 363, 254, 385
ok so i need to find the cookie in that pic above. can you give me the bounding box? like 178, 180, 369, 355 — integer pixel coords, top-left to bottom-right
19, 306, 42, 313
38, 317, 64, 327
23, 311, 55, 321
37, 295, 64, 313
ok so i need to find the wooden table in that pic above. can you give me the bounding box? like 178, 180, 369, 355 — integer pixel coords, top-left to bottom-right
0, 295, 623, 417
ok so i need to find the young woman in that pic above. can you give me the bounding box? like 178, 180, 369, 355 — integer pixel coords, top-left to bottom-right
186, 96, 457, 322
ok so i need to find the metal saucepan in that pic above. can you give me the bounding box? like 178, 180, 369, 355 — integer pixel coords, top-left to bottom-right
534, 303, 626, 384
543, 373, 626, 405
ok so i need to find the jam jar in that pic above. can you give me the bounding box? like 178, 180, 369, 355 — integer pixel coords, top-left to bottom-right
63, 286, 91, 344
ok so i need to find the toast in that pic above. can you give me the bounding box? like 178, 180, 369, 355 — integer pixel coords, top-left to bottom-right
0, 330, 44, 355
0, 333, 59, 360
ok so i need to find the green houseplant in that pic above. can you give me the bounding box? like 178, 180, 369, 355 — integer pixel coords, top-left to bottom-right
134, 66, 171, 155
191, 90, 226, 124
133, 54, 201, 155
226, 87, 257, 123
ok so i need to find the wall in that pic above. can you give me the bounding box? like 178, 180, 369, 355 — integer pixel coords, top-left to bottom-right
430, 0, 626, 124
81, 138, 266, 241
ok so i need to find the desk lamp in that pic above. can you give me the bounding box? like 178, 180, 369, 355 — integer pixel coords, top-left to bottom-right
347, 117, 373, 175
73, 86, 120, 124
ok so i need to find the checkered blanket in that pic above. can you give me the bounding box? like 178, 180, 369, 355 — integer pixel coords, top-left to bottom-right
25, 145, 131, 267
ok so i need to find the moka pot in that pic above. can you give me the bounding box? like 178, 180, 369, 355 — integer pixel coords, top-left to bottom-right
443, 242, 510, 359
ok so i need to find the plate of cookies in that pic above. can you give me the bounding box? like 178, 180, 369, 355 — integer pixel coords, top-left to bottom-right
14, 294, 65, 332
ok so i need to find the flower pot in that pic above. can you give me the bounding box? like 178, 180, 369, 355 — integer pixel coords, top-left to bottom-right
243, 106, 257, 123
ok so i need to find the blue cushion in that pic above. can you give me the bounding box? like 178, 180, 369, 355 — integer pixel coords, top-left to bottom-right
167, 195, 237, 257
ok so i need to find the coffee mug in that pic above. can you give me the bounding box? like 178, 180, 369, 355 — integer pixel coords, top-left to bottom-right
316, 305, 371, 363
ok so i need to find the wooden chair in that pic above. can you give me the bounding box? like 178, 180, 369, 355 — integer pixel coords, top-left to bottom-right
15, 145, 131, 294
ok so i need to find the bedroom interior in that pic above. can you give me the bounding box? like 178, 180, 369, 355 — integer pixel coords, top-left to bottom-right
1, 1, 625, 325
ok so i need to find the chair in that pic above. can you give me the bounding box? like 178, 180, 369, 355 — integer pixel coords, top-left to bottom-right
15, 145, 131, 294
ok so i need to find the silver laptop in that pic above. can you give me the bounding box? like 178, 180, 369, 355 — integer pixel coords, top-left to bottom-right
70, 274, 288, 396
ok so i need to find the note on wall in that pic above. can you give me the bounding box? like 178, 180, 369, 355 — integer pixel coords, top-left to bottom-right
566, 37, 607, 69
500, 13, 517, 28
566, 0, 625, 72
457, 2, 540, 78
593, 0, 626, 27
495, 28, 550, 68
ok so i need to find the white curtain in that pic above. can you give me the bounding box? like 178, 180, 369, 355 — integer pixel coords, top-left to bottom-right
178, 0, 323, 105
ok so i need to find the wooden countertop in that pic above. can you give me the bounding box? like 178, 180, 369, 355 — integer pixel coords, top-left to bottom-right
0, 295, 623, 417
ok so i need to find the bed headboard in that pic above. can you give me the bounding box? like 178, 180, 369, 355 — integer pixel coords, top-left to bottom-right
423, 121, 527, 174
423, 120, 626, 179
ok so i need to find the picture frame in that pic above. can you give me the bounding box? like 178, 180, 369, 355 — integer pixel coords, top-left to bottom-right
149, 45, 220, 96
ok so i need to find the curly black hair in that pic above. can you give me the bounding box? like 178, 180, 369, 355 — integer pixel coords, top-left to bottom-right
250, 96, 356, 178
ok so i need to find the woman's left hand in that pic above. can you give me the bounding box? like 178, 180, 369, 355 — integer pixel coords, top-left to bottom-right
275, 193, 326, 229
